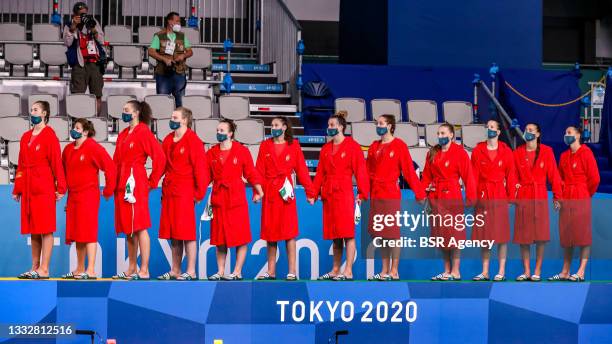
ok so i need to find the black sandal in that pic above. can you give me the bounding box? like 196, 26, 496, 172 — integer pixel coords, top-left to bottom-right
317, 273, 336, 281
256, 273, 276, 280
157, 272, 177, 281
207, 273, 222, 281
222, 273, 243, 281
28, 271, 49, 280
178, 273, 198, 281
75, 273, 97, 280
285, 273, 298, 281
18, 271, 34, 279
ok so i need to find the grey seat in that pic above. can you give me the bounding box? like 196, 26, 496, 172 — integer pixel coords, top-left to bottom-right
0, 167, 10, 185
182, 95, 213, 119
186, 47, 212, 70
461, 124, 487, 149
138, 26, 160, 44
234, 119, 264, 145
371, 99, 402, 122
89, 117, 109, 141
156, 118, 173, 141
425, 123, 440, 147
394, 123, 419, 147
407, 100, 438, 125
104, 25, 132, 43
0, 93, 21, 117
144, 95, 176, 119
194, 119, 220, 144
443, 101, 473, 125
408, 147, 429, 172
100, 142, 116, 157
8, 141, 21, 166
29, 94, 59, 116
219, 95, 249, 120
246, 144, 260, 162
0, 23, 25, 40
0, 117, 30, 142
32, 24, 66, 69
48, 117, 70, 140
106, 95, 137, 120
5, 44, 33, 74
32, 24, 61, 41
113, 46, 143, 78
183, 28, 201, 44
66, 94, 97, 118
335, 98, 366, 123
350, 121, 378, 146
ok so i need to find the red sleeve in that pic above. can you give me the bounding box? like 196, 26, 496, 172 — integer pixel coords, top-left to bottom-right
352, 142, 369, 200
470, 148, 481, 187
505, 149, 518, 199
421, 152, 433, 191
584, 150, 600, 196
546, 149, 563, 200
458, 148, 476, 204
142, 130, 166, 189
190, 136, 210, 201
112, 135, 122, 191
255, 141, 267, 184
92, 143, 117, 197
309, 145, 327, 200
12, 140, 25, 195
241, 145, 262, 187
365, 144, 375, 179
400, 143, 426, 200
293, 142, 314, 196
49, 134, 67, 194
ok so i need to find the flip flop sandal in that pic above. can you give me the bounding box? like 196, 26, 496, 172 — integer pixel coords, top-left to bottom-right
317, 273, 337, 281
28, 271, 49, 280
178, 273, 198, 281
207, 273, 222, 281
75, 273, 97, 280
530, 275, 541, 282
129, 273, 150, 281
256, 273, 276, 280
472, 274, 490, 281
431, 273, 446, 281
18, 271, 34, 279
390, 276, 400, 281
515, 274, 530, 282
569, 274, 585, 282
332, 274, 354, 281
112, 272, 130, 280
157, 272, 177, 281
493, 274, 507, 282
547, 274, 569, 281
222, 274, 243, 281
367, 273, 383, 281
61, 272, 76, 279
441, 275, 461, 281
285, 273, 298, 281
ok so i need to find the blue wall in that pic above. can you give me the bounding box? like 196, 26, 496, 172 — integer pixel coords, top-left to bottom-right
388, 0, 542, 68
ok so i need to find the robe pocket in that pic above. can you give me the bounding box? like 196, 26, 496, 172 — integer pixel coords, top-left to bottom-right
30, 169, 55, 195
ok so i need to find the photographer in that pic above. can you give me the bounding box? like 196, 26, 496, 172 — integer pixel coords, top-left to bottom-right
148, 12, 193, 107
63, 2, 105, 115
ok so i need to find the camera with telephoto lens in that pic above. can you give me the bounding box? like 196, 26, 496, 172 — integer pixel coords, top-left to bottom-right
80, 14, 96, 29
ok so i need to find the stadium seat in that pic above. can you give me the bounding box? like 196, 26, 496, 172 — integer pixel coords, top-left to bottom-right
104, 25, 132, 43
100, 142, 116, 157
186, 47, 213, 77
246, 144, 260, 162
234, 119, 264, 144
0, 167, 9, 185
138, 26, 160, 44
8, 141, 20, 166
48, 117, 70, 141
182, 95, 213, 119
156, 118, 173, 141
371, 99, 402, 122
0, 117, 29, 142
335, 98, 366, 122
89, 118, 109, 142
60, 141, 71, 153
443, 101, 473, 125
113, 46, 143, 78
407, 100, 438, 125
425, 123, 440, 147
32, 24, 66, 72
183, 28, 201, 44
144, 95, 176, 119
394, 123, 419, 147
32, 24, 61, 41
0, 23, 26, 40
409, 147, 429, 172
195, 119, 220, 144
350, 121, 378, 146
219, 95, 250, 120
106, 95, 137, 120
5, 44, 33, 75
0, 93, 21, 117
29, 94, 59, 116
461, 124, 487, 149
66, 94, 96, 118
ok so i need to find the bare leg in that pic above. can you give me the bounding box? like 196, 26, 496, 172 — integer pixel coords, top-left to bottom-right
380, 246, 390, 277
481, 247, 490, 278
126, 235, 139, 275
576, 246, 590, 278
37, 233, 54, 277
520, 244, 531, 277
559, 247, 572, 278
30, 234, 42, 272
286, 239, 297, 276
136, 230, 150, 278
216, 245, 227, 276
171, 240, 183, 276
450, 248, 461, 278
84, 242, 97, 277
233, 245, 247, 277
389, 246, 401, 279
497, 243, 507, 277
75, 242, 86, 275
442, 249, 451, 274
534, 242, 545, 277
96, 97, 102, 116
184, 240, 197, 277
266, 241, 278, 277
330, 239, 343, 276
343, 238, 356, 279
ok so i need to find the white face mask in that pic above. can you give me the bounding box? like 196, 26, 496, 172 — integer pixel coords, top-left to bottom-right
172, 24, 181, 32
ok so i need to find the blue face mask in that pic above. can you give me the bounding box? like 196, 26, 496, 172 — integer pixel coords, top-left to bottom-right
564, 135, 576, 145
376, 126, 388, 136
121, 112, 133, 123
438, 136, 450, 146
271, 128, 283, 138
70, 129, 83, 140
487, 128, 498, 139
327, 128, 339, 137
31, 115, 42, 125
523, 131, 536, 142
169, 120, 181, 130
216, 133, 228, 142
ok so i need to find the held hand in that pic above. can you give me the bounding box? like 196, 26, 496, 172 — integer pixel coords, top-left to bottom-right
553, 200, 561, 211
174, 54, 185, 63
356, 198, 362, 206
72, 15, 82, 26
307, 198, 315, 205
55, 192, 64, 201
252, 193, 262, 203
12, 194, 20, 202
164, 57, 174, 66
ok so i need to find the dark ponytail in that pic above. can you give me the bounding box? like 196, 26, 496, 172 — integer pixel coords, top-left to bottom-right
330, 111, 348, 134
127, 100, 152, 125
273, 116, 294, 145
428, 122, 454, 163
33, 100, 50, 124
73, 118, 96, 137
220, 118, 237, 137
380, 114, 396, 134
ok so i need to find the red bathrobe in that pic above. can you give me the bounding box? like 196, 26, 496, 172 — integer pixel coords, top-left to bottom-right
256, 138, 313, 242
513, 144, 562, 244
13, 126, 67, 235
421, 143, 476, 248
309, 137, 370, 240
558, 144, 600, 247
366, 137, 426, 238
113, 123, 166, 235
470, 141, 516, 244
159, 129, 210, 241
62, 138, 116, 244
207, 141, 262, 247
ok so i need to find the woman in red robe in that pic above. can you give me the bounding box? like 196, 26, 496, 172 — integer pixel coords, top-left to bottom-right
13, 100, 66, 279
158, 107, 209, 281
470, 119, 516, 282
255, 116, 313, 281
112, 100, 166, 280
366, 114, 425, 281
548, 126, 600, 282
308, 112, 370, 281
62, 119, 116, 280
513, 123, 562, 282
422, 123, 476, 281
206, 119, 264, 281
